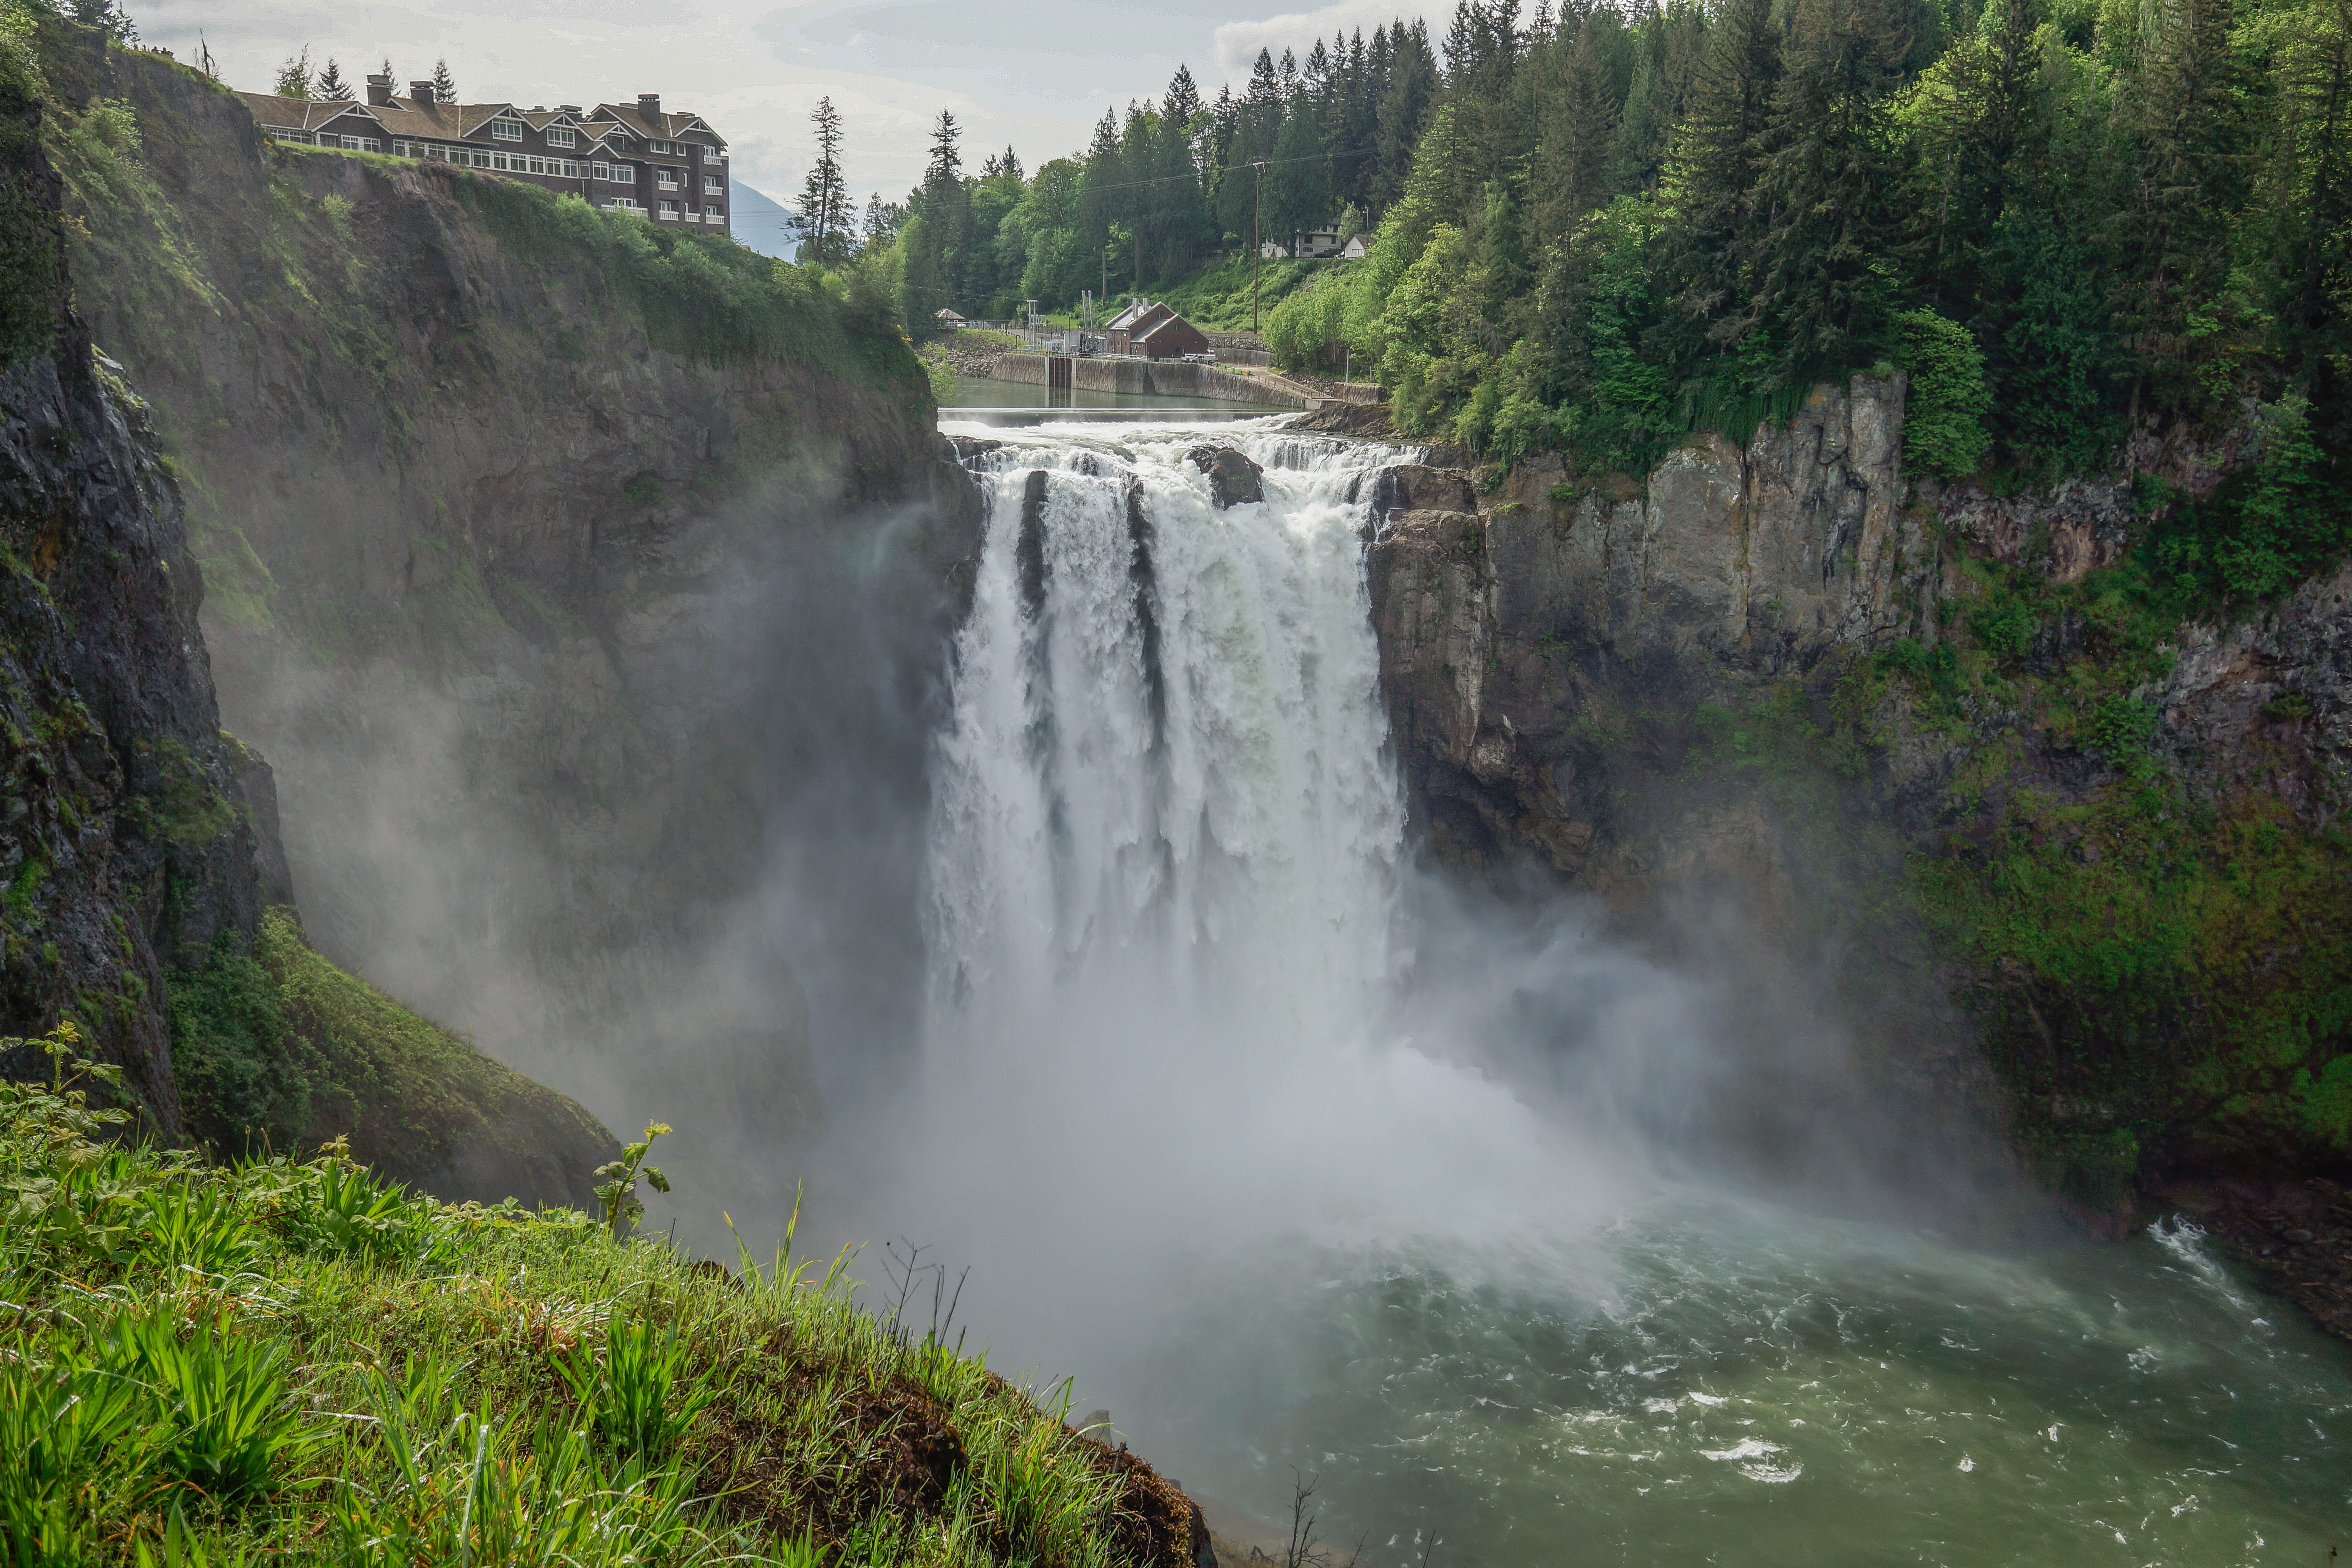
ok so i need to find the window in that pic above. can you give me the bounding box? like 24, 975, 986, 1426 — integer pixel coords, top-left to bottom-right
339, 134, 380, 152
490, 117, 522, 141
604, 195, 642, 211
704, 203, 722, 220
547, 126, 575, 148
703, 174, 722, 192
659, 199, 679, 217
393, 138, 414, 157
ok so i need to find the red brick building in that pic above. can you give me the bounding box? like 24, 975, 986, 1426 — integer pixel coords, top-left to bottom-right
1103, 300, 1210, 359
235, 79, 730, 236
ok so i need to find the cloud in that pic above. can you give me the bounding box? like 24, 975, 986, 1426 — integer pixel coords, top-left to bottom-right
1212, 0, 1447, 78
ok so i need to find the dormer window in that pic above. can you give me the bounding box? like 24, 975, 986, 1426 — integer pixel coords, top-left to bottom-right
547, 126, 575, 147
491, 114, 522, 140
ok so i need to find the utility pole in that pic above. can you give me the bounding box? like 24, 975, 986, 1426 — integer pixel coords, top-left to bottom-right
1102, 243, 1109, 315
1252, 160, 1265, 333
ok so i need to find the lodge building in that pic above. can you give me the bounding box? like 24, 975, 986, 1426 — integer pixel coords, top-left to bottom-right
234, 76, 730, 235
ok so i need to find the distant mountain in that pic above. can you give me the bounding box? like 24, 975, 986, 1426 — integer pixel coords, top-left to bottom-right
730, 182, 802, 261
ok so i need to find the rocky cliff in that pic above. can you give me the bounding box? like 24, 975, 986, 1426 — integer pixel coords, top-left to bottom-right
2, 20, 614, 1205
1362, 376, 2352, 1263
36, 24, 980, 1201
0, 41, 266, 1125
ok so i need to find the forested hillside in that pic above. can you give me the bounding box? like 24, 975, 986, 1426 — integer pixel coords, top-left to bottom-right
878, 0, 2346, 536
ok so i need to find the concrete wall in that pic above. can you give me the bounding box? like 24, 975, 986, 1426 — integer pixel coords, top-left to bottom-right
988, 354, 1311, 409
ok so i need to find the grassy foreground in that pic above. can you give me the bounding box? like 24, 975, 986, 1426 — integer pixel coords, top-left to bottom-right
0, 1027, 1199, 1566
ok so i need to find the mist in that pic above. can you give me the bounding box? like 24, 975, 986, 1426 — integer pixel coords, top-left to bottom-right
225, 412, 2054, 1541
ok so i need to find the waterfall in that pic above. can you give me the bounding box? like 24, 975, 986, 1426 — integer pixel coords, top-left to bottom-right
925, 426, 1416, 1082
897, 417, 1599, 1325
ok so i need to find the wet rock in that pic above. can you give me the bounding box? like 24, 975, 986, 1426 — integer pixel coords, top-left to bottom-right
2283, 1228, 2316, 1244
1186, 445, 1264, 509
1372, 463, 1479, 517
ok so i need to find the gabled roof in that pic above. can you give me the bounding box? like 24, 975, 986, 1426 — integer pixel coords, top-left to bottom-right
586, 104, 726, 147
367, 98, 525, 140
1105, 300, 1166, 333
235, 93, 381, 133
1134, 312, 1198, 343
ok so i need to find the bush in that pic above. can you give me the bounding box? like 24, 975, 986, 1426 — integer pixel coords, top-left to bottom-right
1895, 308, 1991, 479
2145, 394, 2348, 604
167, 937, 311, 1157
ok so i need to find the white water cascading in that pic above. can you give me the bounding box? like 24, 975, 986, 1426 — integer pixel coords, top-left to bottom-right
903, 423, 1588, 1294
880, 419, 2352, 1566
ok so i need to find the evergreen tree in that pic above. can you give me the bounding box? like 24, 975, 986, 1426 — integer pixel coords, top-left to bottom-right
274, 46, 314, 100
1080, 107, 1126, 279
1268, 83, 1332, 245
1909, 0, 2044, 311
798, 97, 852, 267
315, 56, 349, 100
430, 57, 457, 102
2114, 0, 2252, 405
2277, 0, 2352, 399
1376, 22, 1441, 207
66, 0, 134, 42
1535, 17, 1619, 248
903, 110, 969, 334
1657, 0, 1784, 378
1151, 69, 1212, 276
1751, 0, 1911, 385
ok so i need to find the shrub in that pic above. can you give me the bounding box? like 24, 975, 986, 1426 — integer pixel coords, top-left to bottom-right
106, 1308, 308, 1502
555, 1313, 714, 1460
166, 938, 310, 1157
285, 1156, 459, 1266
1895, 308, 1992, 479
2145, 394, 2348, 604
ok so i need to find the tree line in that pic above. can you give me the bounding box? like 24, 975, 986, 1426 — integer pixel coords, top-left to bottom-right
808, 0, 2343, 565
1256, 0, 2347, 525
826, 18, 1445, 328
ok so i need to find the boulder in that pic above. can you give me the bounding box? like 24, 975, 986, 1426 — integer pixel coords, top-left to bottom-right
1185, 445, 1264, 508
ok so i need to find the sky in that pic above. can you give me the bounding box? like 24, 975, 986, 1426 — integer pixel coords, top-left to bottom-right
138, 0, 1450, 214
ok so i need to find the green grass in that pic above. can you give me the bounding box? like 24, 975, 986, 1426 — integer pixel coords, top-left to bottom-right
1144, 253, 1331, 332
0, 1024, 1199, 1567
168, 910, 613, 1196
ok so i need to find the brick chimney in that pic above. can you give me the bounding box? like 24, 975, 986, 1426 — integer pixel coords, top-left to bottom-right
637, 92, 661, 123
410, 80, 436, 106
366, 73, 393, 107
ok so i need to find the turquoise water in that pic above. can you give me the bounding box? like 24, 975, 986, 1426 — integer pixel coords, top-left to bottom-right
1121, 1195, 2351, 1567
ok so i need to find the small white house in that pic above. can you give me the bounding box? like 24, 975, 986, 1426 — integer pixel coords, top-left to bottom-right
1296, 226, 1344, 258
1259, 240, 1290, 260
1339, 234, 1370, 260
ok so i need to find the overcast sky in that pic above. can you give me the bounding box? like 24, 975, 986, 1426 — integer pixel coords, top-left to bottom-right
137, 0, 1450, 209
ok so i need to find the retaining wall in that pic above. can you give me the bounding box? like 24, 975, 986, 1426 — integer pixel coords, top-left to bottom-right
987, 355, 1312, 409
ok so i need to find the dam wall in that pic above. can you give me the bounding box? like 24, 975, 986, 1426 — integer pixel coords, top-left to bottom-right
989, 354, 1313, 408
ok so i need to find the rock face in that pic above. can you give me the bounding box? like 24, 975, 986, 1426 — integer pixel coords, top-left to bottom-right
0, 76, 268, 1122
0, 26, 615, 1203
1382, 376, 1940, 869
1361, 371, 2352, 1230
42, 31, 982, 1175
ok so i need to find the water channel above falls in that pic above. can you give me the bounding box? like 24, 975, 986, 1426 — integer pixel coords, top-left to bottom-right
942, 372, 1280, 423
901, 413, 2352, 1566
